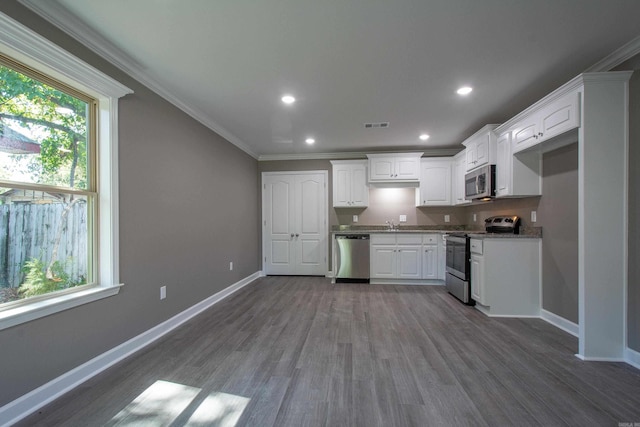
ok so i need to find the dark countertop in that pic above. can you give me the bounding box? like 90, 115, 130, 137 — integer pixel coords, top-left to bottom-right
331, 225, 542, 238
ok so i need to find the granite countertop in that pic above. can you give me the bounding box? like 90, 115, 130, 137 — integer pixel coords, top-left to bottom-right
331, 225, 542, 238
466, 232, 541, 239
331, 225, 464, 234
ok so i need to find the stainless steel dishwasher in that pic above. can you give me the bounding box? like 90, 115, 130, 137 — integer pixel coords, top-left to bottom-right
335, 234, 370, 282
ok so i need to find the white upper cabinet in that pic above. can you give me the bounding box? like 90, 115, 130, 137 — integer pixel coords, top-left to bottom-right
452, 150, 471, 205
462, 124, 499, 172
512, 91, 580, 154
495, 131, 541, 198
367, 152, 422, 182
416, 158, 452, 206
330, 160, 369, 207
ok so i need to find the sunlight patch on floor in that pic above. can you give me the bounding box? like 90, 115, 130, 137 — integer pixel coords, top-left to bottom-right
110, 380, 200, 425
185, 392, 250, 426
109, 380, 250, 427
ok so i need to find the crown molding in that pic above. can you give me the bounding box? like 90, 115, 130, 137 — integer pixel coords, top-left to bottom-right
585, 34, 640, 72
0, 11, 132, 99
258, 148, 461, 162
18, 0, 258, 159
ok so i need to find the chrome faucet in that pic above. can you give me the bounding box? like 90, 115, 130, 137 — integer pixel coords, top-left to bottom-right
386, 220, 397, 231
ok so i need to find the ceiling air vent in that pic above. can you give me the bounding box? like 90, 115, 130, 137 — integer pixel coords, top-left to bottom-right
364, 122, 389, 129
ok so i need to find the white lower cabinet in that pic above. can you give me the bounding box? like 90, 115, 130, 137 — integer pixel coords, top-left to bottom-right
470, 237, 541, 316
397, 245, 422, 279
370, 233, 443, 283
470, 253, 485, 304
422, 244, 438, 279
422, 234, 441, 279
371, 244, 396, 278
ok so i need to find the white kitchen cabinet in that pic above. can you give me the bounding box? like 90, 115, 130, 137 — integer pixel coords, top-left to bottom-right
397, 245, 422, 279
512, 91, 580, 154
470, 238, 541, 317
367, 152, 422, 182
495, 131, 541, 198
422, 234, 440, 280
330, 160, 369, 207
370, 233, 445, 283
463, 124, 498, 172
370, 245, 396, 278
416, 158, 452, 206
452, 150, 470, 205
470, 253, 485, 304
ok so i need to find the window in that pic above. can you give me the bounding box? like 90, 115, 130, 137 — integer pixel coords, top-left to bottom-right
0, 11, 132, 329
1, 56, 96, 306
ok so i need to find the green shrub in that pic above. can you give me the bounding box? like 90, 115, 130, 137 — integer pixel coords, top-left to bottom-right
19, 258, 81, 298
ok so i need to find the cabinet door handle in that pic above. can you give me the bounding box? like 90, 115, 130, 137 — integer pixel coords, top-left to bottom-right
295, 233, 299, 237
538, 132, 543, 137
291, 233, 295, 238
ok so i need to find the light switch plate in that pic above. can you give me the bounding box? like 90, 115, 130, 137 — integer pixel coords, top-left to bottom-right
473, 213, 477, 222
399, 215, 407, 222
531, 211, 537, 223
353, 215, 358, 223
444, 214, 450, 223
160, 286, 166, 300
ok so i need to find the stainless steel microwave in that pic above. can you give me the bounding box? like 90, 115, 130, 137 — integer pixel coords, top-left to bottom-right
465, 164, 495, 200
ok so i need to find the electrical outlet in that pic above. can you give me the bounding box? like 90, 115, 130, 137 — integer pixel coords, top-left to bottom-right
399, 215, 407, 222
473, 213, 477, 222
353, 215, 358, 223
531, 211, 537, 223
160, 286, 166, 300
229, 261, 233, 271
444, 214, 450, 223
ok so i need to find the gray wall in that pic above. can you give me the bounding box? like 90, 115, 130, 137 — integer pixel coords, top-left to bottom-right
539, 143, 579, 323
0, 2, 259, 406
624, 67, 640, 351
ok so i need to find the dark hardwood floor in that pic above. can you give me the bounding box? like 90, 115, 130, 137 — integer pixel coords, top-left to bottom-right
16, 276, 640, 426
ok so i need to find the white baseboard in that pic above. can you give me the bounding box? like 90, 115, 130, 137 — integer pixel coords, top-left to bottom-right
540, 309, 579, 337
574, 354, 625, 362
625, 347, 640, 370
0, 271, 261, 427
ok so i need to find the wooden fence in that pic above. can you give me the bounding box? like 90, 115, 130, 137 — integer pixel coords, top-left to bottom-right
0, 203, 87, 288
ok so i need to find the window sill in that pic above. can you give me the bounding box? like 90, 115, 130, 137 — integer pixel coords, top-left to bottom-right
0, 284, 123, 331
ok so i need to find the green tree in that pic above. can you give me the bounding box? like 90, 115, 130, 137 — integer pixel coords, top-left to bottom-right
0, 63, 88, 188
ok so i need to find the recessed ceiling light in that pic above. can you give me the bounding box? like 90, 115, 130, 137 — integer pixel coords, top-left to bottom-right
305, 138, 315, 144
457, 86, 473, 96
281, 94, 296, 104
419, 134, 430, 141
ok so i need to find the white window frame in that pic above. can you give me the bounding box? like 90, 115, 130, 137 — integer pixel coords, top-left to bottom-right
0, 11, 132, 330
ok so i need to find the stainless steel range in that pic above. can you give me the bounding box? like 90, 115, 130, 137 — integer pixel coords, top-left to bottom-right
445, 215, 520, 304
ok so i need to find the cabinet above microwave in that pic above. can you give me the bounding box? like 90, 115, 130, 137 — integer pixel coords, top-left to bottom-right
367, 152, 423, 183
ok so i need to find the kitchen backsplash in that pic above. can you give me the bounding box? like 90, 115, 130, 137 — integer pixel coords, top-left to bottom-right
334, 186, 541, 229
463, 196, 541, 230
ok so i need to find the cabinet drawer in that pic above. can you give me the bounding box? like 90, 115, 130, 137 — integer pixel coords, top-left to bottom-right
397, 234, 422, 245
422, 234, 439, 245
470, 239, 483, 255
371, 234, 396, 245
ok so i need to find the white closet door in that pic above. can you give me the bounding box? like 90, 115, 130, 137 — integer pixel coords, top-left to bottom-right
263, 172, 327, 276
263, 174, 296, 274
294, 173, 326, 275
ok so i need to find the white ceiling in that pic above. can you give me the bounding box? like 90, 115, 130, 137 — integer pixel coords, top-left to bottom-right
21, 0, 640, 158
